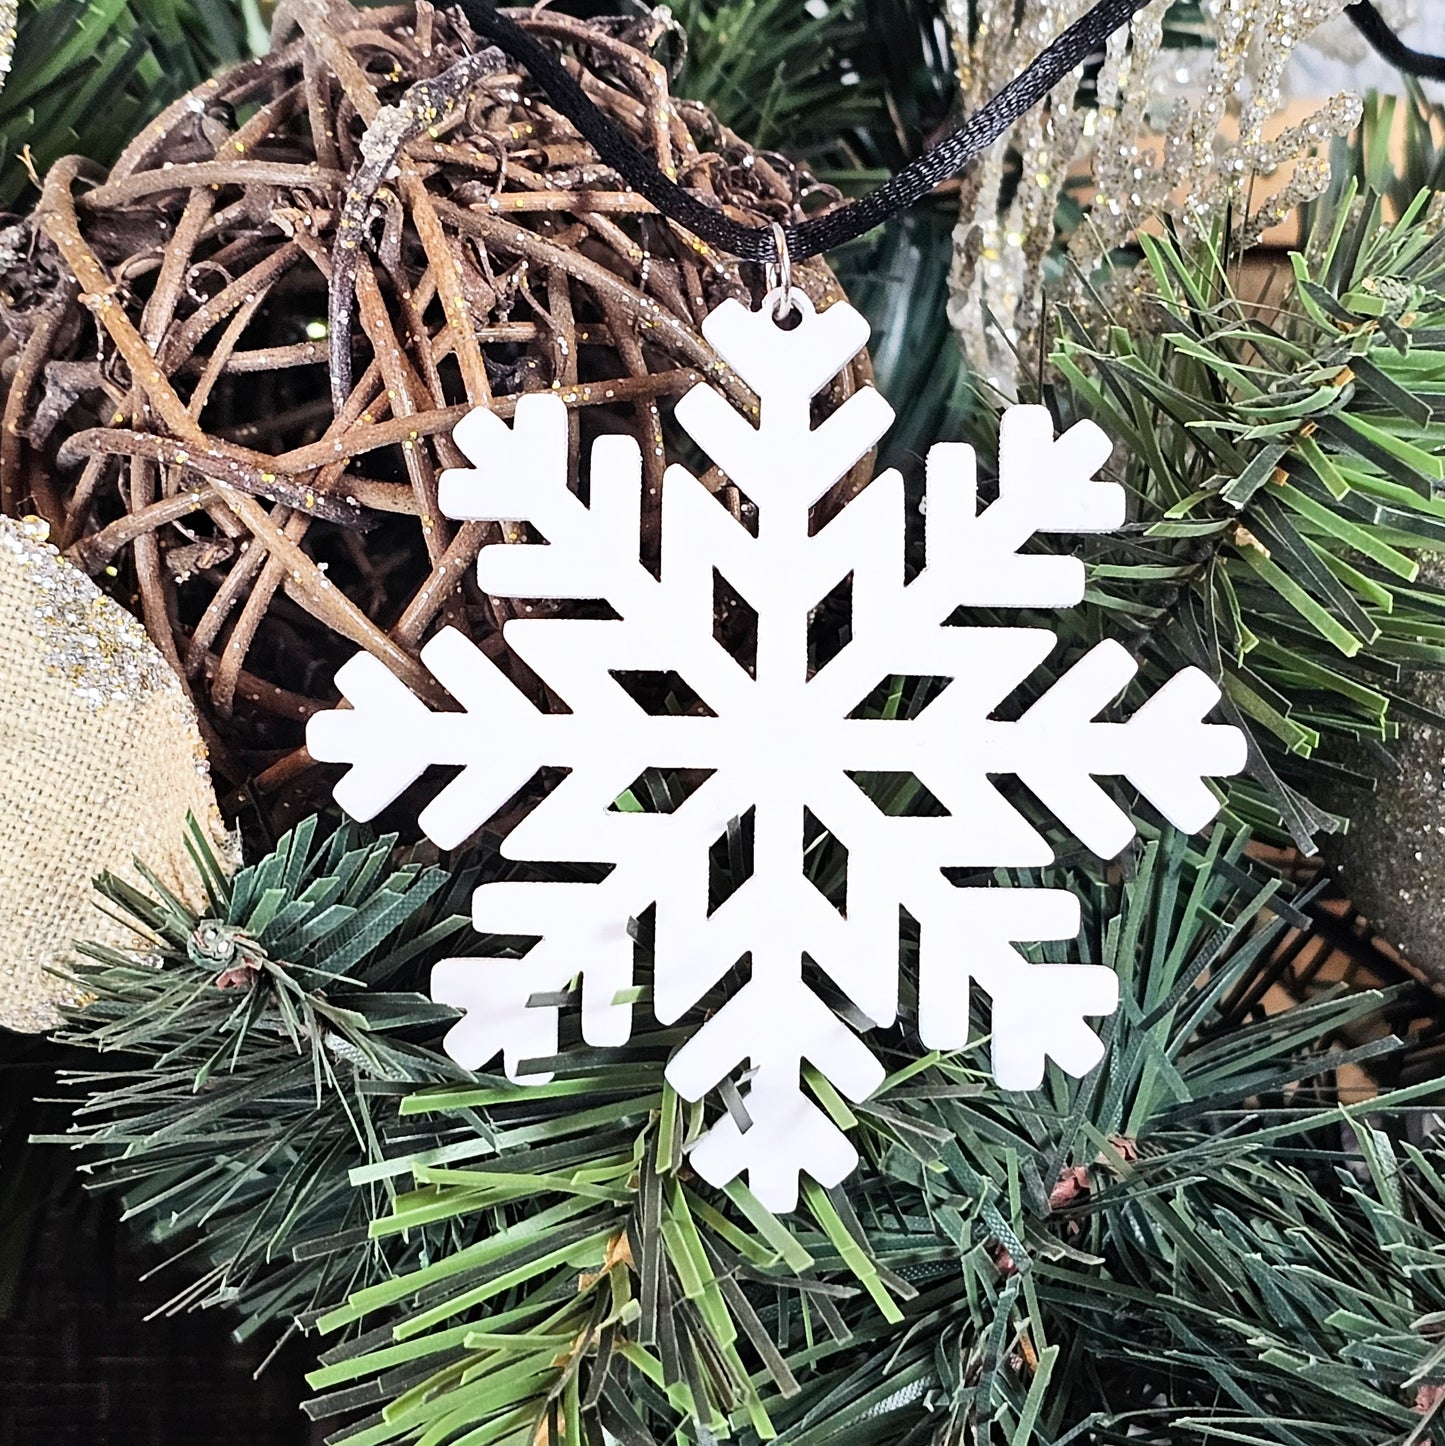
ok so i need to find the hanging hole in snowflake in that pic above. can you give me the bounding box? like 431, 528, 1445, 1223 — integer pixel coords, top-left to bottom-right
846, 771, 950, 818
708, 806, 755, 916
808, 573, 852, 676
769, 300, 805, 332
803, 807, 847, 917
611, 768, 717, 814
714, 569, 758, 677
609, 669, 718, 717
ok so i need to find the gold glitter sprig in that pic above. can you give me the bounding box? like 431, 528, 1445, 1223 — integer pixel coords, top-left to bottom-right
947, 0, 1361, 389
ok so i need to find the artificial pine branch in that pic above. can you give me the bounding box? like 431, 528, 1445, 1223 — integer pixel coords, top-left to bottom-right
55, 817, 1428, 1445
44, 817, 478, 1335
0, 0, 255, 209
670, 0, 954, 180
21, 9, 1445, 1445
1024, 172, 1445, 852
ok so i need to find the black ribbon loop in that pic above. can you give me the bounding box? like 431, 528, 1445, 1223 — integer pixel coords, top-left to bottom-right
439, 0, 1154, 264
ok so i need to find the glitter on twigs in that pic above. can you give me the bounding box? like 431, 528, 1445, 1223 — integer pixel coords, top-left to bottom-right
0, 0, 865, 801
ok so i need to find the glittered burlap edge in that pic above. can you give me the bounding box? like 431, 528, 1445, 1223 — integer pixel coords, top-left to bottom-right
1, 515, 233, 1031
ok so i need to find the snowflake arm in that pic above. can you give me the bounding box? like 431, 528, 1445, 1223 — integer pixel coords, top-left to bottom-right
666, 970, 886, 1212
921, 405, 1125, 609
999, 641, 1246, 856
916, 886, 1115, 1091
432, 872, 637, 1080
307, 629, 548, 848
440, 396, 658, 610
806, 780, 1118, 1090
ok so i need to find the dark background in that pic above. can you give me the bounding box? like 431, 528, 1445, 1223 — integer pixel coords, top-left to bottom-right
0, 1047, 313, 1446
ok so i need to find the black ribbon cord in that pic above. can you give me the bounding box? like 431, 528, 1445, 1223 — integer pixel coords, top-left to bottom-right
440, 0, 1155, 265
1347, 1, 1445, 84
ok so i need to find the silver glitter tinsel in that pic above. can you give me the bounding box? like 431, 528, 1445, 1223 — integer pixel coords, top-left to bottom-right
946, 0, 1361, 392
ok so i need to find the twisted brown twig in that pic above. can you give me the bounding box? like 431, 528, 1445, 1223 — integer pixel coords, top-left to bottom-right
0, 0, 868, 808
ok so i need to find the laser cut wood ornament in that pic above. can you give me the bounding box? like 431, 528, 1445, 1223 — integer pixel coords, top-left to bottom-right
309, 292, 1247, 1212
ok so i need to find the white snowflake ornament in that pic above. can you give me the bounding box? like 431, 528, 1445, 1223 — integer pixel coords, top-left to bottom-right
307, 291, 1246, 1212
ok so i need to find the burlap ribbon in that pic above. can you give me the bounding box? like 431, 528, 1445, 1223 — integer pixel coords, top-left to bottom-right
0, 515, 230, 1031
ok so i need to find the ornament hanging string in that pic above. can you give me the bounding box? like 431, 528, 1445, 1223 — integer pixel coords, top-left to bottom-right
437, 0, 1154, 267
1346, 0, 1445, 83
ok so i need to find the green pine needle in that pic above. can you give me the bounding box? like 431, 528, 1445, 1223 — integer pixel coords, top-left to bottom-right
0, 0, 255, 209
45, 817, 477, 1336
51, 818, 1435, 1444
1030, 180, 1445, 851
